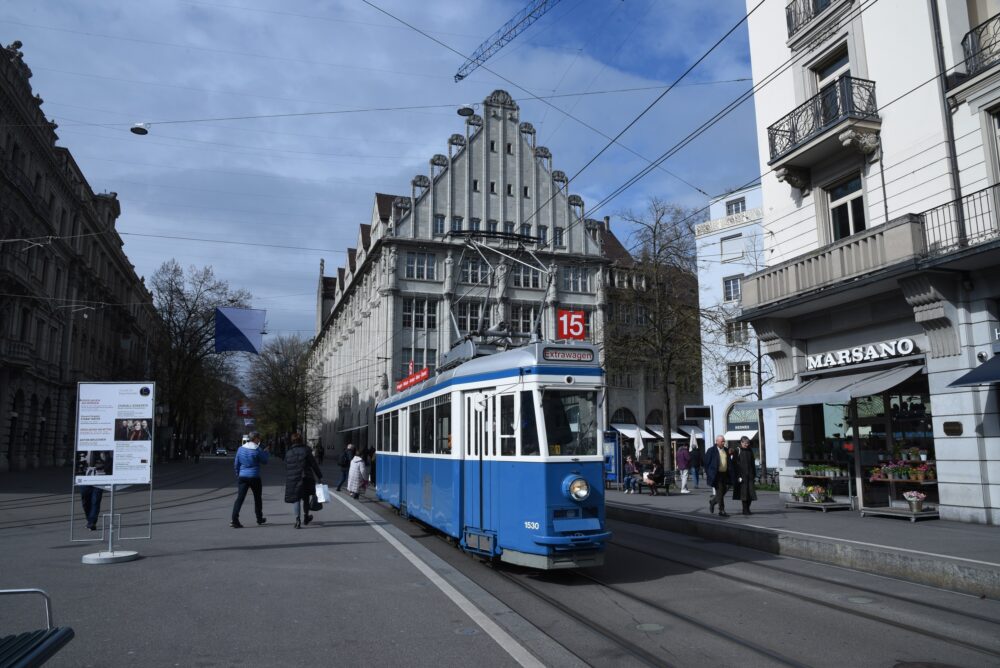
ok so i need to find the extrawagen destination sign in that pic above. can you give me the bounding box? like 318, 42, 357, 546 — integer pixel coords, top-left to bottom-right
806, 338, 917, 371
542, 347, 594, 362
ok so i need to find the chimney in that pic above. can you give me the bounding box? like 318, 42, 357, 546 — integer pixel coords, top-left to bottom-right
603, 215, 610, 232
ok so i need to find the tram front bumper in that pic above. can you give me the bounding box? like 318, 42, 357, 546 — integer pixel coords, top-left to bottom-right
531, 531, 611, 551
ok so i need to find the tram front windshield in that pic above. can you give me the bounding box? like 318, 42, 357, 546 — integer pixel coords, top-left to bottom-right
541, 390, 598, 456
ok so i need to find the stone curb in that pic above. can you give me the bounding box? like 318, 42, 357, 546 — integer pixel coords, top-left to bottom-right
608, 503, 1000, 599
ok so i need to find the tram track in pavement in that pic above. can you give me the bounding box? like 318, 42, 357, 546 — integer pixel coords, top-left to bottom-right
611, 521, 1000, 628
605, 526, 1000, 662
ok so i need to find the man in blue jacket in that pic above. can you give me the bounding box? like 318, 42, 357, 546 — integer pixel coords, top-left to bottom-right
231, 431, 270, 528
704, 435, 733, 518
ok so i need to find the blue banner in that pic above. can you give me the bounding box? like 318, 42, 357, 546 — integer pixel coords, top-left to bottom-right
214, 307, 266, 354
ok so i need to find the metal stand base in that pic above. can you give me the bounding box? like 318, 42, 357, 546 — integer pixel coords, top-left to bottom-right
82, 550, 140, 565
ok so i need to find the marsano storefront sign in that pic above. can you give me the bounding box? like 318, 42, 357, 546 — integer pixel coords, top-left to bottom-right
806, 338, 917, 371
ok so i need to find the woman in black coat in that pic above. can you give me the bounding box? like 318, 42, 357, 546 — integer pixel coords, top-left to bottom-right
284, 433, 323, 528
732, 437, 757, 515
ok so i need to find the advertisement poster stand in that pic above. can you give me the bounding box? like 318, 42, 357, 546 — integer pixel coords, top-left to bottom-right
71, 382, 155, 564
603, 430, 621, 490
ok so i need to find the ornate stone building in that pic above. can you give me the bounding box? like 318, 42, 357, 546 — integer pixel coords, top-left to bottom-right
308, 90, 692, 456
0, 42, 160, 472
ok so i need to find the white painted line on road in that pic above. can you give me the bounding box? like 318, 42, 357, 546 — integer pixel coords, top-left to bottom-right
332, 493, 544, 668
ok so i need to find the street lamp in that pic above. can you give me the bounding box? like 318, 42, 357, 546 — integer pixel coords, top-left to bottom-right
130, 123, 150, 135
457, 104, 475, 117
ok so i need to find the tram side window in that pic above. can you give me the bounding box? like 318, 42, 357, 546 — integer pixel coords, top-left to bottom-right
499, 395, 515, 456
435, 395, 451, 454
409, 408, 420, 453
390, 412, 399, 452
520, 391, 540, 456
421, 399, 434, 454
376, 415, 383, 452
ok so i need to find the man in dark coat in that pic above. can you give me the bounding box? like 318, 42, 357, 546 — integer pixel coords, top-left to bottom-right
335, 443, 354, 491
284, 432, 323, 529
704, 435, 735, 517
688, 441, 703, 488
733, 436, 758, 515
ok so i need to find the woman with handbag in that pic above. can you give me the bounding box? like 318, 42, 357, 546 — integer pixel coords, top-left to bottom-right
284, 432, 323, 528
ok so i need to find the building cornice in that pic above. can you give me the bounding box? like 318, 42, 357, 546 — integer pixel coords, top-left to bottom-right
695, 207, 763, 238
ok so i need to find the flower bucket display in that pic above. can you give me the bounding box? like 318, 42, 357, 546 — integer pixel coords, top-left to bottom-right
903, 490, 927, 513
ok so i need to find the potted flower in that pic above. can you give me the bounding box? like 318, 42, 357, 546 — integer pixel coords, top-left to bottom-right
919, 449, 928, 462
926, 465, 936, 480
808, 485, 827, 503
870, 467, 882, 480
883, 464, 897, 479
903, 490, 927, 512
913, 464, 927, 481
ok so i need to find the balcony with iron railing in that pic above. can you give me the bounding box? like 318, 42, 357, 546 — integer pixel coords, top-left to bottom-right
767, 75, 880, 167
962, 12, 1000, 78
742, 186, 1000, 312
785, 0, 834, 39
0, 338, 36, 368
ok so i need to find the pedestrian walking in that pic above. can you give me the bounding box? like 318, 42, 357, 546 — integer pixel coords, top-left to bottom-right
622, 455, 640, 494
335, 443, 354, 491
231, 431, 269, 528
284, 432, 323, 529
676, 443, 691, 493
314, 440, 325, 465
689, 441, 703, 488
79, 484, 104, 531
733, 436, 758, 515
704, 435, 734, 517
346, 449, 369, 499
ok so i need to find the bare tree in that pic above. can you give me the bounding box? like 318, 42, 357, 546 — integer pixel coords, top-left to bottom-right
247, 335, 323, 438
150, 260, 250, 458
604, 198, 704, 469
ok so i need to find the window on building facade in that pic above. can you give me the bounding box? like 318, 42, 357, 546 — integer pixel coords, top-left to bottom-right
456, 302, 489, 333
401, 298, 438, 329
728, 362, 752, 388
725, 197, 746, 216
559, 305, 592, 340
504, 221, 515, 235
460, 258, 490, 284
490, 140, 496, 152
506, 183, 513, 196
723, 275, 741, 302
609, 372, 634, 389
523, 185, 530, 198
490, 181, 496, 194
473, 179, 479, 191
404, 252, 436, 280
520, 223, 531, 237
451, 216, 463, 232
433, 214, 445, 236
815, 46, 850, 125
401, 347, 437, 378
554, 227, 564, 246
538, 226, 548, 244
506, 142, 513, 154
720, 233, 744, 262
561, 267, 591, 293
487, 219, 498, 233
726, 321, 750, 345
510, 264, 541, 288
827, 173, 865, 241
470, 217, 481, 231
510, 303, 541, 335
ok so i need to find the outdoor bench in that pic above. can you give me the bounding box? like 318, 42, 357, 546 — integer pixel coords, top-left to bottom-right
0, 589, 74, 667
642, 469, 675, 495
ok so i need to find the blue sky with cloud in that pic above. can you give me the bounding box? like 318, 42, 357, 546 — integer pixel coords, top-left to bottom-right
2, 0, 759, 343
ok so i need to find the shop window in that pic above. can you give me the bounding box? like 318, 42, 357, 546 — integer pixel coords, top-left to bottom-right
827, 173, 866, 241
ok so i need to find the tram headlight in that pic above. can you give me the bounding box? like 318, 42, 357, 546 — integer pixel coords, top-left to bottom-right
567, 477, 590, 502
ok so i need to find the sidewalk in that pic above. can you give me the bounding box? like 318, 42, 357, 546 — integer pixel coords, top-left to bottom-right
607, 483, 1000, 597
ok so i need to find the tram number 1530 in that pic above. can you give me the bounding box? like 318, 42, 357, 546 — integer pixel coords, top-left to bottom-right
523, 521, 541, 530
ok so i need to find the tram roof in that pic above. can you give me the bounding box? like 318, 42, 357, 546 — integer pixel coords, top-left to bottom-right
376, 341, 600, 412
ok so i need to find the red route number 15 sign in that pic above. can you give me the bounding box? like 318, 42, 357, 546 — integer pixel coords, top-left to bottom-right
556, 309, 586, 340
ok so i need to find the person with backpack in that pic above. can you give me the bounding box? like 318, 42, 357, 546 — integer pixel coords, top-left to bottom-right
335, 443, 355, 492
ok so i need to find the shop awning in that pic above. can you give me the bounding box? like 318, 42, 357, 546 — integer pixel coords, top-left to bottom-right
724, 430, 758, 442
678, 425, 705, 439
949, 354, 1000, 387
645, 425, 687, 440
737, 365, 924, 410
611, 423, 658, 441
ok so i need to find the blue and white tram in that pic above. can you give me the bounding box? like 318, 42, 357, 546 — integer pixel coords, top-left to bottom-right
373, 342, 611, 569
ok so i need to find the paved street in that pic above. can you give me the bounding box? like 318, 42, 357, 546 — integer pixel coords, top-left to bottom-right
3, 460, 1000, 667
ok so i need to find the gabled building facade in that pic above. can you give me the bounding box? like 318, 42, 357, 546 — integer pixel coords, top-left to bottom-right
309, 90, 692, 459
0, 41, 160, 472
740, 0, 1000, 523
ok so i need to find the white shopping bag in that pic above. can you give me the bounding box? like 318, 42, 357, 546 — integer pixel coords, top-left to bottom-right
314, 483, 331, 504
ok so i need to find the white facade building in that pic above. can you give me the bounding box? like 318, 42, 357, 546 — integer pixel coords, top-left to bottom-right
740, 0, 1000, 523
308, 90, 682, 457
695, 185, 778, 466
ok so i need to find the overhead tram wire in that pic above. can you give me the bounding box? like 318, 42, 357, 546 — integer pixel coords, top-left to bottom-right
359, 0, 737, 198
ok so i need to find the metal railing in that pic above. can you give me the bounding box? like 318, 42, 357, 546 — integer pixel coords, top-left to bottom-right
921, 184, 1000, 256
767, 75, 879, 162
962, 12, 1000, 76
786, 0, 833, 39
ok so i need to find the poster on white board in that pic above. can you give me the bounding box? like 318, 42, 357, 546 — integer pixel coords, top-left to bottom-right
74, 382, 155, 486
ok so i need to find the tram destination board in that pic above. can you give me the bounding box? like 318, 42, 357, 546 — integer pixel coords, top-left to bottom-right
542, 347, 594, 362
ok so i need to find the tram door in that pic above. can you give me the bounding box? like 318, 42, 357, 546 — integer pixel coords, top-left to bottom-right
464, 391, 495, 537
399, 407, 408, 512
